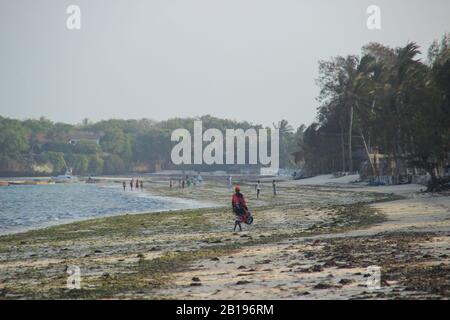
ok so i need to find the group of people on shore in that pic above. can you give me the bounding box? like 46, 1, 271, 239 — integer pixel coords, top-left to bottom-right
122, 178, 144, 191
120, 174, 278, 232
169, 174, 203, 189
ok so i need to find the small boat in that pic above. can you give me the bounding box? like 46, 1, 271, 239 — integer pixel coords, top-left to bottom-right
32, 180, 56, 185
5, 180, 56, 186
52, 168, 78, 183
6, 181, 24, 186
53, 174, 78, 183
85, 176, 97, 184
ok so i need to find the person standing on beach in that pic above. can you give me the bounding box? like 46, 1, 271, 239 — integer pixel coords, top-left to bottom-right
135, 179, 139, 191
140, 180, 144, 191
130, 179, 134, 191
256, 180, 261, 199
122, 181, 126, 191
272, 180, 277, 196
232, 186, 248, 232
228, 175, 233, 191
182, 180, 185, 189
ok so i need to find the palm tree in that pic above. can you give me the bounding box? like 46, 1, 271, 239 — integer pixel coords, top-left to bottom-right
273, 120, 294, 168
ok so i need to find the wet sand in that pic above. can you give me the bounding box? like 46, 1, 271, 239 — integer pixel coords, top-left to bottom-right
0, 178, 449, 299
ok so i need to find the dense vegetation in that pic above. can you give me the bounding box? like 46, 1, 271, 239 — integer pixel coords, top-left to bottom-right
0, 115, 298, 176
296, 34, 450, 184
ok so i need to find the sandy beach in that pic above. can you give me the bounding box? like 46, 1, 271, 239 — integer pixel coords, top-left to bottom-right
0, 176, 449, 300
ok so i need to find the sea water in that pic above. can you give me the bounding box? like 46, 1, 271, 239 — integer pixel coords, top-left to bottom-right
0, 183, 213, 235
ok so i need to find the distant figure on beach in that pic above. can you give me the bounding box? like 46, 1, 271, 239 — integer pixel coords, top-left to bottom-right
169, 180, 173, 189
272, 180, 277, 196
140, 180, 143, 191
232, 186, 247, 232
182, 180, 185, 189
122, 181, 126, 191
135, 179, 139, 191
231, 186, 253, 231
228, 175, 232, 190
256, 180, 261, 199
130, 179, 134, 191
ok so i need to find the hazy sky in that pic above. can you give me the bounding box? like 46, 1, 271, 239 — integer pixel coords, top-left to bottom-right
1, 0, 449, 128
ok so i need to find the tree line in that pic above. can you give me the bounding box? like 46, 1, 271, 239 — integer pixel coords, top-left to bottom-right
295, 34, 450, 187
0, 115, 299, 176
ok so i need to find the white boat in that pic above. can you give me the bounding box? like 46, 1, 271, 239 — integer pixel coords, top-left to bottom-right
52, 168, 79, 183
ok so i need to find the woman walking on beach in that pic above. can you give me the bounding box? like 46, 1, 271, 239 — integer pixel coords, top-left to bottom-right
232, 186, 248, 232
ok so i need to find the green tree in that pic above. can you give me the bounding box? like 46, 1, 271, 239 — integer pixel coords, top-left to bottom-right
0, 119, 29, 157
88, 155, 104, 175
100, 128, 132, 160
103, 155, 126, 174
66, 154, 89, 175
46, 151, 66, 174
273, 120, 295, 168
73, 141, 101, 155
134, 130, 171, 162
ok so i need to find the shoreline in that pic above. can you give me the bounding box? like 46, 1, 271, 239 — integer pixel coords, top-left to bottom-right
0, 178, 449, 299
0, 205, 221, 237
0, 184, 220, 236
